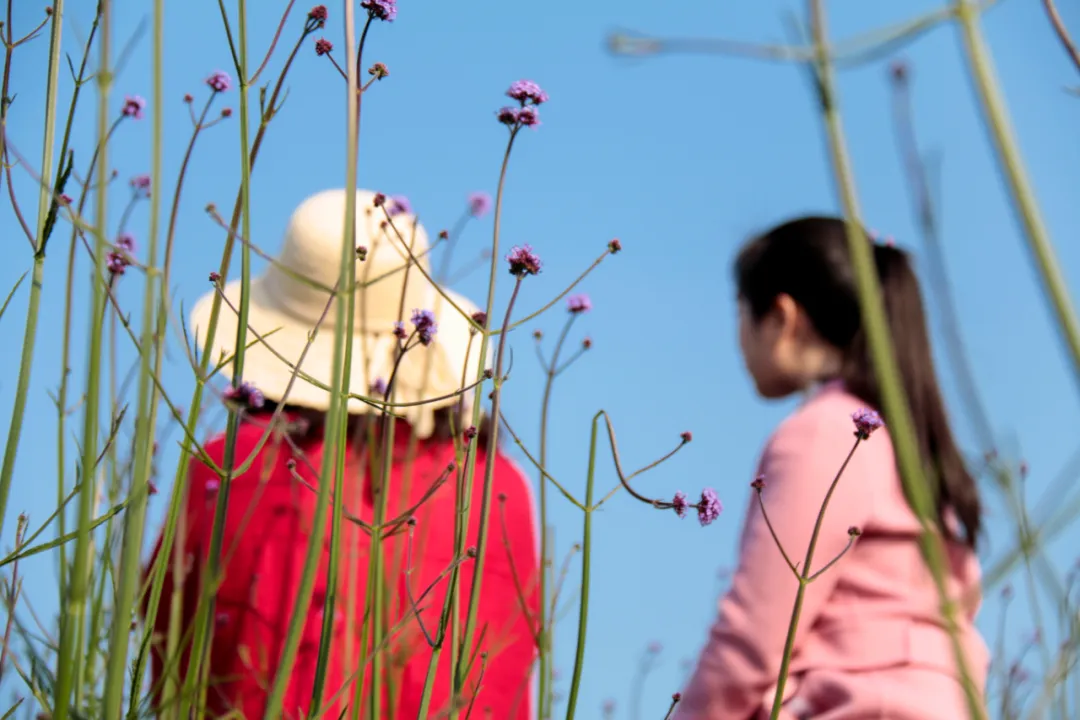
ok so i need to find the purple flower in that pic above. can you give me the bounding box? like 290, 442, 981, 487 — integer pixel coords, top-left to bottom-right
467, 191, 492, 218
517, 106, 540, 127
388, 195, 411, 217
315, 38, 333, 56
851, 408, 884, 439
361, 0, 396, 21
223, 381, 265, 409
697, 488, 722, 527
206, 71, 231, 93
307, 5, 328, 26
672, 491, 688, 519
411, 308, 438, 346
130, 174, 151, 196
107, 252, 130, 275
497, 106, 520, 125
506, 245, 542, 277
566, 294, 591, 314
370, 377, 388, 396
393, 322, 407, 340
122, 95, 146, 119
116, 233, 136, 253
506, 80, 549, 106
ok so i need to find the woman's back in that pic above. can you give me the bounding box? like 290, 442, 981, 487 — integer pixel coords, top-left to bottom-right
145, 418, 539, 719
677, 383, 988, 719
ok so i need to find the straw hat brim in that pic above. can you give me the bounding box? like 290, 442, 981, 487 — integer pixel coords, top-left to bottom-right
190, 277, 487, 438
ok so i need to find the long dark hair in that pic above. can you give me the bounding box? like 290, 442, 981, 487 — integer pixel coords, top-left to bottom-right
734, 215, 981, 549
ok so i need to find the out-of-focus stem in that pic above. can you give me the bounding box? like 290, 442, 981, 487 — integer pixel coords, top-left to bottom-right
54, 1, 112, 716
808, 2, 984, 717
954, 0, 1080, 396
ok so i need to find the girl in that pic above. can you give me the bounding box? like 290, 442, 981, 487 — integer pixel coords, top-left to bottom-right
143, 189, 539, 719
677, 216, 989, 719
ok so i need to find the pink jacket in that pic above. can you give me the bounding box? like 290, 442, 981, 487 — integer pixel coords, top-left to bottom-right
676, 383, 989, 720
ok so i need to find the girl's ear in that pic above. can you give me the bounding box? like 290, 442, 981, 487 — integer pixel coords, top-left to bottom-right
772, 293, 802, 338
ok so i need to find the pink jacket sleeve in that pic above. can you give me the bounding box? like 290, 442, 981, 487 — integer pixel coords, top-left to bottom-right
676, 404, 878, 720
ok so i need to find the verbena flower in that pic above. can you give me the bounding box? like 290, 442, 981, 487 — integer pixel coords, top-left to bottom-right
517, 106, 540, 127
851, 408, 884, 440
307, 5, 328, 28
750, 475, 766, 491
506, 79, 549, 106
116, 233, 136, 253
206, 71, 231, 93
122, 95, 146, 119
468, 191, 492, 218
697, 488, 722, 527
388, 195, 411, 217
361, 0, 396, 21
411, 308, 437, 346
393, 322, 407, 341
566, 294, 591, 314
224, 381, 264, 409
506, 245, 542, 277
680, 430, 693, 443
315, 38, 333, 56
370, 377, 388, 396
368, 62, 389, 79
470, 311, 487, 327
672, 491, 688, 519
107, 252, 129, 275
130, 174, 151, 196
608, 238, 622, 253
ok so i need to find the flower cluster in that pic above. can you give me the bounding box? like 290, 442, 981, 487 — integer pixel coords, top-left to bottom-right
206, 71, 231, 93
468, 191, 492, 218
670, 488, 722, 527
497, 79, 547, 129
388, 195, 412, 217
411, 308, 438, 346
223, 381, 265, 410
361, 0, 396, 22
306, 4, 328, 31
107, 234, 137, 276
315, 38, 333, 56
122, 95, 146, 119
567, 294, 591, 314
851, 408, 884, 440
130, 174, 151, 198
506, 245, 542, 277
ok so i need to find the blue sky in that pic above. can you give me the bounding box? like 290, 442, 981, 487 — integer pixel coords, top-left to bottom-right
2, 0, 1080, 717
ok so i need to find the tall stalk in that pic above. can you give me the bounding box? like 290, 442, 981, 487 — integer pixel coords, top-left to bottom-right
562, 413, 598, 720
0, 0, 63, 542
101, 0, 166, 708
806, 2, 984, 717
954, 0, 1080, 395
54, 1, 112, 716
177, 0, 256, 713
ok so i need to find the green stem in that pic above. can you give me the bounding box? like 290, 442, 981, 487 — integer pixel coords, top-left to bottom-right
54, 2, 111, 716
455, 277, 523, 711
537, 315, 575, 719
954, 0, 1080, 394
102, 0, 167, 707
768, 439, 860, 718
806, 2, 984, 718
562, 414, 598, 720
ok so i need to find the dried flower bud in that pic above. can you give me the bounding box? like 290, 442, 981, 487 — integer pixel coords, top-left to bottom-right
372, 192, 386, 207
847, 526, 862, 537
680, 431, 692, 443
368, 62, 389, 79
356, 245, 368, 261
438, 229, 449, 240
483, 369, 494, 379
209, 271, 222, 283
608, 238, 622, 253
205, 202, 217, 214
672, 692, 682, 702
221, 107, 232, 118
286, 458, 297, 471
466, 546, 477, 558
532, 329, 543, 340
497, 492, 507, 502
407, 516, 417, 526
183, 93, 194, 103
464, 426, 478, 442
315, 38, 333, 56
471, 311, 487, 327
582, 337, 592, 349
750, 476, 765, 491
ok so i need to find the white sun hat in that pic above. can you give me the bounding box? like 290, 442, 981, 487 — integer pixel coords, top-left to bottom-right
190, 188, 489, 439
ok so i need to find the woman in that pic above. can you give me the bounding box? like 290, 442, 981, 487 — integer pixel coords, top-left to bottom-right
676, 217, 989, 719
144, 189, 539, 719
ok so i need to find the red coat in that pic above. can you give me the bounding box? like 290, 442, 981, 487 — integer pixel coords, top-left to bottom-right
144, 418, 539, 719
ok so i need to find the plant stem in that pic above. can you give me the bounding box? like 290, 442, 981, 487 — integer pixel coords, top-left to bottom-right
538, 315, 575, 718
54, 2, 111, 716
562, 414, 598, 720
806, 2, 984, 717
954, 0, 1080, 396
